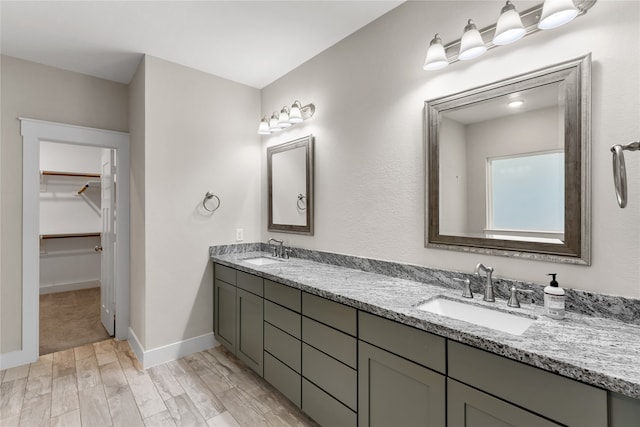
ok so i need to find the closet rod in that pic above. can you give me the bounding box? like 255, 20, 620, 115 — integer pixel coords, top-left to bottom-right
41, 170, 101, 178
40, 232, 101, 240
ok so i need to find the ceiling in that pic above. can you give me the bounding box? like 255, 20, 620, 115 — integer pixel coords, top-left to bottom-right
0, 1, 403, 89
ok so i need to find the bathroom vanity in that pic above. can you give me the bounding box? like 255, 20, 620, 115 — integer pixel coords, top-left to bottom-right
210, 249, 640, 426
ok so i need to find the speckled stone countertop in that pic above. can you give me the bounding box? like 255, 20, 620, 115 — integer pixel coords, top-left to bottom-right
211, 251, 640, 400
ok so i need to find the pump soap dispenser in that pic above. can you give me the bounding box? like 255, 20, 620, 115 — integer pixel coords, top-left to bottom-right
544, 273, 565, 319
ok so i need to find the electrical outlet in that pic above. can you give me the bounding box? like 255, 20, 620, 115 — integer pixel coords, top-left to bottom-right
235, 228, 244, 242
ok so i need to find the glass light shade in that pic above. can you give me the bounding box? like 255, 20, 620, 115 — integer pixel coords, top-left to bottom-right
423, 34, 448, 71
289, 104, 303, 123
257, 118, 271, 135
493, 1, 526, 45
458, 19, 487, 61
269, 114, 281, 132
538, 0, 579, 30
278, 108, 291, 128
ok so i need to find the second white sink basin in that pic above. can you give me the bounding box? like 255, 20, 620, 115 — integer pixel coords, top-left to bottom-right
416, 297, 535, 336
242, 257, 284, 266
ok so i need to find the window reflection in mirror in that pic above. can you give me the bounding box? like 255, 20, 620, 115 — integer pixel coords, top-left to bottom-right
268, 135, 314, 235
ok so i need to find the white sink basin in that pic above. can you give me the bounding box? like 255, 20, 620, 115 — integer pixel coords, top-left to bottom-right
416, 298, 535, 336
242, 257, 284, 266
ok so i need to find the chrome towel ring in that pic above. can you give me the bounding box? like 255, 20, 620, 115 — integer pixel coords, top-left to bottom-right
297, 194, 306, 210
611, 141, 640, 208
203, 192, 221, 212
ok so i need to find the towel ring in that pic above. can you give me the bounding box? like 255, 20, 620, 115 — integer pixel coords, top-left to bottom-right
611, 141, 640, 208
297, 194, 306, 210
203, 192, 221, 212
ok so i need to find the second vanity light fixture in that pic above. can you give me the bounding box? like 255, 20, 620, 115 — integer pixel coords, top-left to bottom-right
423, 0, 597, 71
258, 101, 316, 135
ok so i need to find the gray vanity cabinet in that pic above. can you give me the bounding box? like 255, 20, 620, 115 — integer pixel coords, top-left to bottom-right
448, 341, 607, 427
358, 312, 446, 427
214, 264, 237, 353
213, 264, 264, 376
263, 280, 302, 407
301, 293, 358, 427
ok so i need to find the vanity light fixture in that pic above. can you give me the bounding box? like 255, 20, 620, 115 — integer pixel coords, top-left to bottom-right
493, 1, 526, 45
458, 19, 486, 61
258, 101, 316, 135
423, 0, 597, 70
423, 34, 448, 70
538, 0, 579, 29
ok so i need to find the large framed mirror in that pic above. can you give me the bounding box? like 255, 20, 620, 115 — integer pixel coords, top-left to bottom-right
426, 55, 591, 264
268, 135, 314, 234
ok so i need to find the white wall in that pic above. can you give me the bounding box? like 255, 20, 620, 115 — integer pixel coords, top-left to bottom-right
262, 1, 640, 298
439, 117, 468, 235
0, 55, 128, 354
131, 55, 261, 351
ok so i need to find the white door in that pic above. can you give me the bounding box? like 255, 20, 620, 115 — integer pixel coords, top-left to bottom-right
100, 149, 116, 336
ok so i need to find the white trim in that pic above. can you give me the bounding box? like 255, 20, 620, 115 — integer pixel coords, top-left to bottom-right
127, 327, 219, 369
39, 280, 100, 295
11, 118, 131, 368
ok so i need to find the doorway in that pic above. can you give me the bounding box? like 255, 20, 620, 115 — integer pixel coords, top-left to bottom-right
38, 142, 113, 354
18, 118, 130, 367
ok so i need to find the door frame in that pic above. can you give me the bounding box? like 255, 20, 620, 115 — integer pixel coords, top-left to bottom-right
18, 118, 130, 366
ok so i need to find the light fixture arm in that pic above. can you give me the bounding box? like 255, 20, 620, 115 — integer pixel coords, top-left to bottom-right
441, 0, 596, 65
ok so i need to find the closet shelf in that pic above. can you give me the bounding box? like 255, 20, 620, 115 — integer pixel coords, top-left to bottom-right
41, 170, 101, 178
40, 233, 101, 240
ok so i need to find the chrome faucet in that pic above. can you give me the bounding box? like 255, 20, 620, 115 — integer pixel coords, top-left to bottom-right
474, 263, 495, 302
268, 238, 284, 258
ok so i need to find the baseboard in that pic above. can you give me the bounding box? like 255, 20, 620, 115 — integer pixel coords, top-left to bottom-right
40, 280, 100, 295
0, 348, 38, 370
127, 327, 219, 369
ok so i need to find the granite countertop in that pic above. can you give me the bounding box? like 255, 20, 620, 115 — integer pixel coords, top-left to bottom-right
211, 251, 640, 400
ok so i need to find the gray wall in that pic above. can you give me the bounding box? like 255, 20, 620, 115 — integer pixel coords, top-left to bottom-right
261, 1, 640, 298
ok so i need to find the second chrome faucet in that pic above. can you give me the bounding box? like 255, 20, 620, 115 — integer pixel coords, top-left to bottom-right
474, 263, 495, 302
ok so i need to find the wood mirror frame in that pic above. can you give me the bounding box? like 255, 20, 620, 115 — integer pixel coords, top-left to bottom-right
426, 55, 591, 265
268, 135, 314, 235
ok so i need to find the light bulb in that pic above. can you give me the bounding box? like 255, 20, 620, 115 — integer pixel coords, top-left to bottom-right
538, 0, 579, 30
458, 19, 487, 61
423, 34, 449, 71
493, 1, 526, 45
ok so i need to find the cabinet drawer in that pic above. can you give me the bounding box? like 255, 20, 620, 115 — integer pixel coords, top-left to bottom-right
237, 271, 263, 296
302, 378, 356, 427
448, 378, 561, 427
265, 300, 301, 339
448, 341, 607, 427
302, 343, 356, 411
265, 280, 300, 312
264, 322, 301, 373
264, 352, 301, 408
359, 311, 446, 374
302, 317, 356, 368
302, 293, 356, 336
214, 263, 236, 284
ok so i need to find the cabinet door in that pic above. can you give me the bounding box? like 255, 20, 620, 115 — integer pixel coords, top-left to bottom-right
236, 288, 264, 376
447, 379, 561, 427
358, 341, 445, 427
214, 279, 236, 353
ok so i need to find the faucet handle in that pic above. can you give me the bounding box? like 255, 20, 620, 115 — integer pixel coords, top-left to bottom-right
507, 286, 534, 308
453, 278, 473, 298
283, 248, 292, 259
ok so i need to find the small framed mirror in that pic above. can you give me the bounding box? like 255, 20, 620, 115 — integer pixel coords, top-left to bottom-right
426, 55, 591, 264
268, 135, 314, 234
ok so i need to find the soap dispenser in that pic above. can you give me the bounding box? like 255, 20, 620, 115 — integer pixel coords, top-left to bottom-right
544, 273, 565, 319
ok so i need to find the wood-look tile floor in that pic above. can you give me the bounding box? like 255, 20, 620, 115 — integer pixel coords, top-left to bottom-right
0, 340, 319, 427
